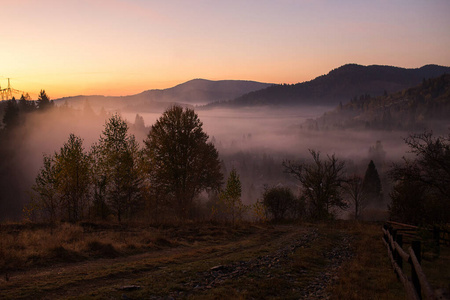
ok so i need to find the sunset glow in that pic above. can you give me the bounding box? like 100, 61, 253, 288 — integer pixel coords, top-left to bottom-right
1, 0, 450, 98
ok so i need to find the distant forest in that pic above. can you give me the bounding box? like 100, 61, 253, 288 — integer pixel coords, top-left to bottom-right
304, 74, 450, 132
1, 71, 449, 227
203, 64, 450, 108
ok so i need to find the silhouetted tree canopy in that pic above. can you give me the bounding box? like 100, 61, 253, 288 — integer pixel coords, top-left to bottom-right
284, 150, 347, 220
389, 131, 450, 224
344, 174, 367, 220
220, 168, 243, 225
36, 90, 53, 110
144, 106, 223, 219
93, 114, 144, 222
362, 160, 382, 204
262, 186, 298, 221
2, 99, 19, 130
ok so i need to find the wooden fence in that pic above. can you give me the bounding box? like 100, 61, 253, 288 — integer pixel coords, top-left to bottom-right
382, 224, 437, 300
386, 221, 450, 247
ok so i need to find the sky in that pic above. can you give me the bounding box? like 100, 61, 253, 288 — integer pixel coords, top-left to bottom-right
1, 0, 450, 99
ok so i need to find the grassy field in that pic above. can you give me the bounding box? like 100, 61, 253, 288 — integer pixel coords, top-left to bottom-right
1, 220, 446, 299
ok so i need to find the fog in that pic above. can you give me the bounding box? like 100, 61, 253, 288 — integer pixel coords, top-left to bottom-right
123, 106, 410, 160
1, 104, 414, 221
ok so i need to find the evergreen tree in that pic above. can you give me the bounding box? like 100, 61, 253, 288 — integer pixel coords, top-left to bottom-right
36, 90, 53, 110
220, 168, 243, 225
362, 160, 382, 205
18, 93, 35, 113
2, 99, 19, 130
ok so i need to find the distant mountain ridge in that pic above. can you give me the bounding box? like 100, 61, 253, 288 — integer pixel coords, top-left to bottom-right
204, 64, 450, 108
55, 79, 272, 112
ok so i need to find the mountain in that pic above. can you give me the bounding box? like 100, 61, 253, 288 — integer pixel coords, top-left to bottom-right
204, 64, 450, 108
303, 74, 450, 131
54, 79, 272, 112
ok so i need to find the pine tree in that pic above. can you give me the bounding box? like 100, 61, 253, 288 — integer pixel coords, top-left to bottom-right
220, 168, 243, 225
36, 90, 53, 110
2, 99, 19, 130
362, 160, 382, 205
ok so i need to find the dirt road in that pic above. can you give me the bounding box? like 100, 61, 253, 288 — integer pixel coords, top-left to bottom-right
1, 224, 353, 299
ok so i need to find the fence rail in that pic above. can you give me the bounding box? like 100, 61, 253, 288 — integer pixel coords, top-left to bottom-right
382, 224, 437, 300
386, 221, 450, 246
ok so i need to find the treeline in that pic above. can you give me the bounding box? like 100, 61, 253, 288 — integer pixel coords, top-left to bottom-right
388, 131, 450, 225
305, 74, 450, 131
2, 91, 447, 226
26, 106, 223, 223
0, 90, 53, 130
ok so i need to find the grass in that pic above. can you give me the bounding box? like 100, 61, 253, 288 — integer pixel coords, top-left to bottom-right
329, 221, 406, 300
1, 220, 447, 299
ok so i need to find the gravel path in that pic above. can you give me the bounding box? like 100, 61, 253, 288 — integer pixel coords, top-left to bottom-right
157, 228, 354, 299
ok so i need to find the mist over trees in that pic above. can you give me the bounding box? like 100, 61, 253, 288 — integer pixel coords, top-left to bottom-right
1, 71, 449, 226
389, 131, 450, 225
26, 107, 224, 223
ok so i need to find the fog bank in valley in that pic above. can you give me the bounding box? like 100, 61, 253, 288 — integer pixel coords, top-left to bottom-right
1, 103, 414, 221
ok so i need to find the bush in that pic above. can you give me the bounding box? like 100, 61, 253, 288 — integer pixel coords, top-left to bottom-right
262, 186, 302, 221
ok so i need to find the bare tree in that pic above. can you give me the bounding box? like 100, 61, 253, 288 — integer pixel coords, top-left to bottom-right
344, 174, 367, 220
283, 150, 347, 220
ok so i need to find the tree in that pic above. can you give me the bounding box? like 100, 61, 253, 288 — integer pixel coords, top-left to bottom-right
2, 99, 19, 130
95, 114, 144, 222
90, 145, 109, 220
36, 90, 53, 110
220, 168, 243, 225
284, 150, 347, 220
262, 186, 298, 221
31, 154, 59, 223
144, 106, 223, 219
362, 160, 382, 205
389, 131, 450, 224
18, 93, 35, 113
344, 174, 367, 220
134, 114, 145, 131
54, 134, 91, 222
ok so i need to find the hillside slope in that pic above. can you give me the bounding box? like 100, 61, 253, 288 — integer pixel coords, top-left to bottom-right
54, 79, 272, 112
304, 74, 450, 131
205, 64, 450, 108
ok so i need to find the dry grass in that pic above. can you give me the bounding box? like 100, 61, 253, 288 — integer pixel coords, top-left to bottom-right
1, 221, 446, 299
0, 221, 258, 275
0, 222, 181, 273
329, 221, 405, 300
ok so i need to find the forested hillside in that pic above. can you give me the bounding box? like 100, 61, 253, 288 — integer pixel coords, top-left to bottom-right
304, 74, 450, 131
204, 64, 450, 108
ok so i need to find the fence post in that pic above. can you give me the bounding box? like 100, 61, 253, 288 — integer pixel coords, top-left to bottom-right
397, 234, 403, 270
392, 229, 398, 267
433, 226, 440, 256
411, 240, 422, 300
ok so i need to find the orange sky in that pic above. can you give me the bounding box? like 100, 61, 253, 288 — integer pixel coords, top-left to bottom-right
1, 0, 450, 99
